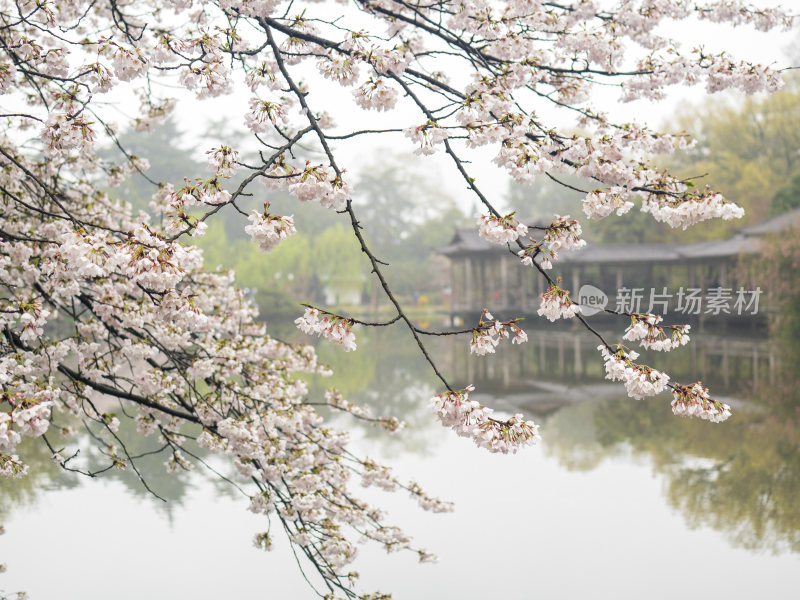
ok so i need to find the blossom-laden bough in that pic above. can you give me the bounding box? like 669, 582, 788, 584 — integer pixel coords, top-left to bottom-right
0, 0, 793, 597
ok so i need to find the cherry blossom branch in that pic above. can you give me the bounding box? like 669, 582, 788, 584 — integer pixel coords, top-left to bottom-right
0, 2, 791, 597
263, 22, 457, 392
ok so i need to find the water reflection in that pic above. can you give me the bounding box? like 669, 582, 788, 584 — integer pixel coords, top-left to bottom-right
0, 435, 70, 522
444, 324, 777, 398
1, 317, 798, 599
306, 326, 443, 457
549, 396, 800, 553
324, 320, 799, 556
0, 416, 239, 525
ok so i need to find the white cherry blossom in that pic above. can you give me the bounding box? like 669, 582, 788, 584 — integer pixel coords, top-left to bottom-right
245, 211, 297, 253
538, 284, 579, 321
478, 213, 528, 245
295, 307, 357, 352
671, 382, 732, 423
430, 385, 540, 454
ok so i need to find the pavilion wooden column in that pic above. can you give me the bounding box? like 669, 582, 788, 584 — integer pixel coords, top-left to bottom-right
699, 264, 706, 330
477, 259, 484, 307
722, 339, 729, 388
769, 350, 776, 385
538, 333, 546, 373
449, 260, 456, 310
753, 345, 759, 393
500, 256, 508, 310
571, 267, 580, 298
534, 267, 543, 299
464, 257, 473, 310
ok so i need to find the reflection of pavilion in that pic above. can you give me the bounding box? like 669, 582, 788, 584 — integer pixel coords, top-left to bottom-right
439, 209, 800, 322
445, 328, 777, 417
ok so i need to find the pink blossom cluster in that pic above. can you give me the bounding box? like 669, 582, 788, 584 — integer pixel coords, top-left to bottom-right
165, 179, 232, 222
0, 399, 53, 468
107, 45, 150, 82
318, 52, 360, 85
206, 145, 240, 178
541, 215, 587, 252
671, 382, 732, 423
0, 453, 27, 478
7, 300, 50, 342
477, 213, 528, 245
176, 35, 233, 98
286, 164, 351, 211
295, 307, 357, 351
40, 112, 96, 158
517, 243, 557, 269
360, 46, 410, 76
583, 188, 635, 220
516, 216, 584, 270
538, 285, 578, 321
623, 313, 691, 351
0, 413, 21, 453
642, 193, 745, 229
11, 401, 52, 437
353, 77, 398, 111
244, 59, 281, 92
244, 211, 296, 253
598, 345, 670, 400
405, 122, 448, 155
517, 246, 538, 268
244, 97, 288, 133
80, 61, 114, 93
430, 385, 540, 454
469, 309, 527, 356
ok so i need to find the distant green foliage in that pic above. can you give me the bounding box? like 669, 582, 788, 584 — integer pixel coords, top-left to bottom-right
196, 218, 365, 318
770, 172, 800, 216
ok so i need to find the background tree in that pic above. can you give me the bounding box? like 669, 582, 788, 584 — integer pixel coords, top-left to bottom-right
769, 172, 800, 216
352, 155, 468, 301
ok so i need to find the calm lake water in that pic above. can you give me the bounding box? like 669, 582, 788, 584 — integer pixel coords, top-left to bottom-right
2, 322, 799, 599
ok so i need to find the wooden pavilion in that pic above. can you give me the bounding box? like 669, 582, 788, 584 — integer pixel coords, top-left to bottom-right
438, 208, 800, 320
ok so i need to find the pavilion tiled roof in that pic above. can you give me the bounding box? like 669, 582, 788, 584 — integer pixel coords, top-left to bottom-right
438, 209, 790, 263
738, 207, 800, 236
